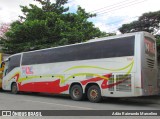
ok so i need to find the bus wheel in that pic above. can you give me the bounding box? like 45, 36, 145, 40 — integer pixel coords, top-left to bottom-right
87, 85, 102, 103
11, 83, 18, 94
70, 85, 84, 101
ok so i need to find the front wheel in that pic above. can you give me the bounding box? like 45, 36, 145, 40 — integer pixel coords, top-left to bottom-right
87, 85, 102, 103
70, 85, 84, 101
11, 83, 18, 94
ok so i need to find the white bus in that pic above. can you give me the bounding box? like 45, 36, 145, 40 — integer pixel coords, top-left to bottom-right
2, 31, 159, 102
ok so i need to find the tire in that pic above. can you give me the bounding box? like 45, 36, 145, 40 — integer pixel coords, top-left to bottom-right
0, 88, 3, 92
87, 85, 102, 103
70, 85, 84, 101
11, 83, 18, 94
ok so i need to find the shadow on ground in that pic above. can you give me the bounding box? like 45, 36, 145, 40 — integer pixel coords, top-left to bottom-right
1, 90, 160, 107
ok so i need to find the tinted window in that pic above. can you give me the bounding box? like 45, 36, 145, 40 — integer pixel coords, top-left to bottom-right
22, 36, 135, 65
8, 55, 21, 73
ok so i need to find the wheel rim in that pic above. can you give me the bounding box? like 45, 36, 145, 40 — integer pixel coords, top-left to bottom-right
73, 88, 80, 98
90, 89, 98, 100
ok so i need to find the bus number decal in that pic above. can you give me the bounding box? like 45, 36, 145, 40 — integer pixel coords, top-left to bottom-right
144, 38, 155, 56
22, 66, 33, 75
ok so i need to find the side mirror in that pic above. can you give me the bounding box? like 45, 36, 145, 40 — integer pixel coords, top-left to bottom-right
4, 69, 8, 76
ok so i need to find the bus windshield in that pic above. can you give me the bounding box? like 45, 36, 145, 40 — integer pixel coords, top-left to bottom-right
5, 55, 21, 75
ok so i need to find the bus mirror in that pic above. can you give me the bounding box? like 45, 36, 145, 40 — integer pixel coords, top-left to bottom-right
5, 69, 8, 76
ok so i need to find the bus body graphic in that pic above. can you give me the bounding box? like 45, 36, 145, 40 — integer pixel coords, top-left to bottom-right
5, 60, 133, 93
1, 31, 159, 102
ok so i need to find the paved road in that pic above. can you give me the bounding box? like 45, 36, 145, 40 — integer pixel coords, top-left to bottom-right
0, 91, 160, 119
0, 91, 160, 110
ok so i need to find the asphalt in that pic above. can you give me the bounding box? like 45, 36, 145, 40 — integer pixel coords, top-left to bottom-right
0, 91, 159, 119
121, 95, 160, 104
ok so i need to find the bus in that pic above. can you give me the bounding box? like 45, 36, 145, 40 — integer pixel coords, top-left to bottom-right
1, 31, 159, 102
0, 53, 4, 90
0, 62, 5, 90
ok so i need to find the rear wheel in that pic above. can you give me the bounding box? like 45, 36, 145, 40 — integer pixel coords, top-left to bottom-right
87, 85, 102, 103
70, 85, 84, 101
11, 83, 18, 94
0, 88, 3, 92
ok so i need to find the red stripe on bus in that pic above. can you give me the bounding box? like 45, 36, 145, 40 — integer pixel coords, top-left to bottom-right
101, 77, 129, 89
18, 79, 69, 94
81, 73, 112, 85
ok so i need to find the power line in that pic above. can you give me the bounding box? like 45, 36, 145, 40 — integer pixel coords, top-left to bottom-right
96, 0, 147, 16
95, 0, 146, 14
90, 0, 140, 13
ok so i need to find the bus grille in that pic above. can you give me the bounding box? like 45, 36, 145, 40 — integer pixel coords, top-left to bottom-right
108, 75, 114, 91
147, 58, 155, 68
116, 74, 131, 92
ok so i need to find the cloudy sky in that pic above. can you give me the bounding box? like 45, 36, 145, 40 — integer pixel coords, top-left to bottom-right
0, 0, 160, 33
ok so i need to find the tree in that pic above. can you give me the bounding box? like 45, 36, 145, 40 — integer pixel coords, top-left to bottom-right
1, 0, 107, 54
0, 23, 10, 52
119, 10, 160, 60
0, 23, 10, 37
119, 10, 160, 34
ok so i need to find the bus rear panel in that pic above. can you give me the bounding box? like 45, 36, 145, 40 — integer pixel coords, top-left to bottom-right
141, 32, 158, 96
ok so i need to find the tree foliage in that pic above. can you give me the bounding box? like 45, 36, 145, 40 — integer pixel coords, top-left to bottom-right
0, 23, 10, 37
1, 0, 107, 54
119, 10, 160, 60
119, 11, 160, 34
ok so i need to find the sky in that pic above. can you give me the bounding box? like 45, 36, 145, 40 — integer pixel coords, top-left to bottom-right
0, 0, 160, 34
